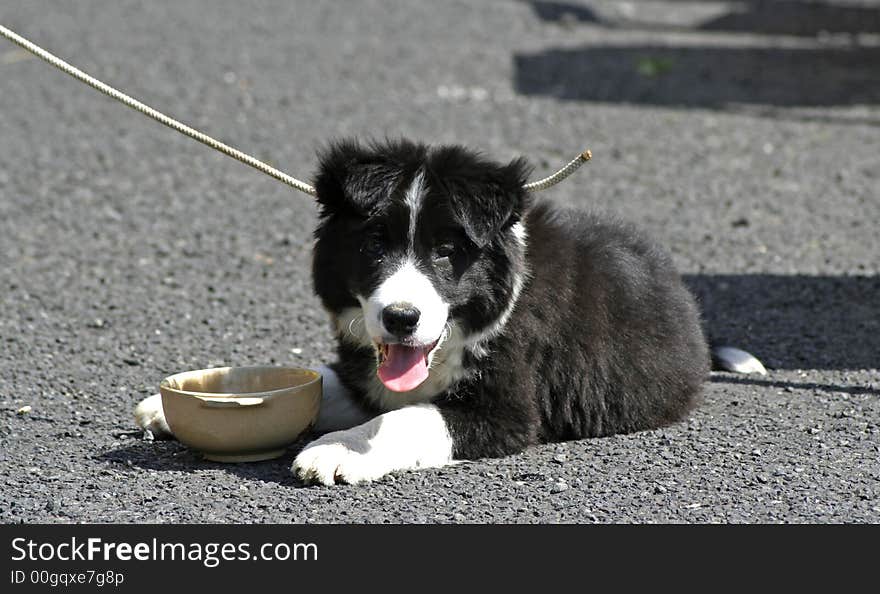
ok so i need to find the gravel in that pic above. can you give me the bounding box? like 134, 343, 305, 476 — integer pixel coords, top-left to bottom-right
1, 0, 878, 523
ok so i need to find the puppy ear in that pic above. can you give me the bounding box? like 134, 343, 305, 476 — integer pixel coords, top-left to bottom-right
313, 139, 372, 217
444, 155, 533, 247
313, 139, 419, 218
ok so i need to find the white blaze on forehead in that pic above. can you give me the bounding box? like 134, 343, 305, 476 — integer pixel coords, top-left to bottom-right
364, 259, 449, 345
404, 170, 426, 244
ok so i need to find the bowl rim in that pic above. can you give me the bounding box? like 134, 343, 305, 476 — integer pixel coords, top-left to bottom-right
160, 365, 321, 400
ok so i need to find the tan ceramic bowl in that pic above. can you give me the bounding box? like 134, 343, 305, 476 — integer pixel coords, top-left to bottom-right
159, 366, 321, 463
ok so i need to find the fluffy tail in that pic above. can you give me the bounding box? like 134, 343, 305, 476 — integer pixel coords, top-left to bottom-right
710, 344, 767, 375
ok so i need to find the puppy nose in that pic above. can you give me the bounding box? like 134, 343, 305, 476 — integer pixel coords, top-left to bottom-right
382, 303, 421, 336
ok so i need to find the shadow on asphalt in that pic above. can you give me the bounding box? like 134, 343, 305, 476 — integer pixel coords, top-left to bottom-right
686, 274, 880, 371
517, 0, 880, 121
526, 0, 600, 24
710, 374, 879, 395
514, 44, 880, 109
525, 0, 880, 36
98, 439, 314, 486
699, 0, 880, 37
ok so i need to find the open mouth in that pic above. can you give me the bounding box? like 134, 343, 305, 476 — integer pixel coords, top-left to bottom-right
376, 339, 441, 393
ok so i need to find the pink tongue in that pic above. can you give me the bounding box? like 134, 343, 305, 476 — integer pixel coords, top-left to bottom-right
378, 344, 429, 392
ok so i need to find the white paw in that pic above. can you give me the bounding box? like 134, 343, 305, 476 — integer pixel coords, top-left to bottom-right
133, 393, 172, 437
291, 405, 454, 486
292, 439, 374, 485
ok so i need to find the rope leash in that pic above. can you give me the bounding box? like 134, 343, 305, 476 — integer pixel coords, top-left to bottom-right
522, 150, 591, 192
0, 24, 317, 196
0, 24, 589, 195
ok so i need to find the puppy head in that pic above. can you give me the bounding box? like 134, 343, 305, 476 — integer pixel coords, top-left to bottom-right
312, 139, 531, 392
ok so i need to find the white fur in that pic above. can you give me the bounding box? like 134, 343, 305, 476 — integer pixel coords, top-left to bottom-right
330, 264, 465, 411
347, 222, 528, 408
511, 221, 527, 246
462, 220, 530, 358
404, 171, 425, 243
363, 259, 449, 347
293, 404, 453, 485
465, 269, 526, 358
133, 393, 171, 437
332, 301, 465, 410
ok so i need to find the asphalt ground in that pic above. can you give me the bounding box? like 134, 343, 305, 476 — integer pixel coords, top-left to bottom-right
1, 0, 878, 523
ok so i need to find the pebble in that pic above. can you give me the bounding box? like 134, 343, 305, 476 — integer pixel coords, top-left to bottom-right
553, 454, 567, 464
16, 405, 32, 415
111, 429, 143, 438
142, 430, 155, 442
551, 481, 569, 493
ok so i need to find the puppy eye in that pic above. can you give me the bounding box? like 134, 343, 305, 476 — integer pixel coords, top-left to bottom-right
434, 243, 455, 260
362, 237, 385, 259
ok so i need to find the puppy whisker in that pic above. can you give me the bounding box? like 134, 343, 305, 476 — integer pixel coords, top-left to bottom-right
347, 315, 365, 337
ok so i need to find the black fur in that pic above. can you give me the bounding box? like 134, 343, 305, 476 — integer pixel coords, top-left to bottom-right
312, 138, 710, 460
440, 204, 709, 458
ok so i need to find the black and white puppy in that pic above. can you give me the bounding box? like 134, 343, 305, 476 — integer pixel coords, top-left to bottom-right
135, 139, 710, 485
